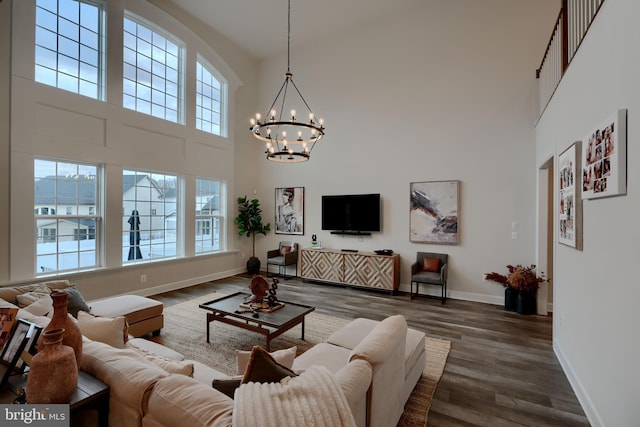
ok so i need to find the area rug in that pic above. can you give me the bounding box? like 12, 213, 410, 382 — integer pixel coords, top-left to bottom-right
150, 292, 450, 427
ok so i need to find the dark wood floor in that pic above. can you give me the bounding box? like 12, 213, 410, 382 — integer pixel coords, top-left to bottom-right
150, 274, 589, 427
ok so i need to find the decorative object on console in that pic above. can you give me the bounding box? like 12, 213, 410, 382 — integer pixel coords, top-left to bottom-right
374, 249, 394, 256
39, 291, 83, 366
410, 180, 459, 244
559, 141, 583, 249
0, 319, 35, 389
248, 0, 325, 163
244, 275, 283, 312
581, 109, 627, 199
26, 328, 78, 404
275, 187, 304, 235
485, 264, 547, 315
235, 196, 271, 275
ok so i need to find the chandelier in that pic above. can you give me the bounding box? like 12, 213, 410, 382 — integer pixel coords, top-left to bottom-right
249, 0, 325, 163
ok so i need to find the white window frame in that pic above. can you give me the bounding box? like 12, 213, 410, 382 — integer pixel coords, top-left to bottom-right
196, 55, 227, 137
123, 12, 184, 124
34, 0, 106, 100
34, 159, 101, 274
123, 169, 180, 264
195, 178, 224, 254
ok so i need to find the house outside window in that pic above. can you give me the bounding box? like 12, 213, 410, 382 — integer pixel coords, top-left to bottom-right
123, 170, 178, 263
34, 159, 100, 274
196, 56, 226, 136
35, 0, 105, 100
195, 178, 223, 254
123, 14, 183, 123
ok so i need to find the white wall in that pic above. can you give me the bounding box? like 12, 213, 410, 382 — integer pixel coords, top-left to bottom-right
535, 0, 640, 425
4, 0, 259, 299
249, 0, 559, 303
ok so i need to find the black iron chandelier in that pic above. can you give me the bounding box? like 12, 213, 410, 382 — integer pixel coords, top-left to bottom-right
249, 0, 325, 163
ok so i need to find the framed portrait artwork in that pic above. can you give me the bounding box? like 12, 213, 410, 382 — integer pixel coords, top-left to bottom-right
559, 142, 583, 249
0, 319, 36, 388
275, 187, 304, 235
410, 180, 459, 244
581, 109, 627, 199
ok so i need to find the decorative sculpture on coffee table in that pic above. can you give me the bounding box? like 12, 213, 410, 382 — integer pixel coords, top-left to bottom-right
241, 275, 282, 313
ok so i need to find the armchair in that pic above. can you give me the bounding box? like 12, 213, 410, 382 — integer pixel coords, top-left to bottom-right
410, 252, 448, 303
266, 242, 299, 279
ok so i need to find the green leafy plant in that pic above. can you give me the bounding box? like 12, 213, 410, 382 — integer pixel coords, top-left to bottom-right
485, 264, 546, 293
235, 196, 271, 258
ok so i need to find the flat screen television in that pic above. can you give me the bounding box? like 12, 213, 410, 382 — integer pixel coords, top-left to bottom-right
322, 194, 381, 234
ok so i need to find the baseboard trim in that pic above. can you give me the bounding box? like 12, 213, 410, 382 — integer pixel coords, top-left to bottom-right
553, 341, 603, 427
112, 268, 246, 298
397, 283, 504, 305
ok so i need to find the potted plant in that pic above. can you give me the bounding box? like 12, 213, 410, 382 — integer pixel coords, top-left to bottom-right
485, 264, 546, 314
235, 196, 271, 274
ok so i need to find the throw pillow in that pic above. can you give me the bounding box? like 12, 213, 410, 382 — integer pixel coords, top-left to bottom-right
241, 345, 298, 384
22, 294, 53, 317
212, 378, 242, 399
57, 285, 91, 318
77, 310, 128, 348
236, 345, 296, 375
143, 353, 194, 377
422, 257, 441, 273
280, 245, 292, 256
15, 284, 51, 308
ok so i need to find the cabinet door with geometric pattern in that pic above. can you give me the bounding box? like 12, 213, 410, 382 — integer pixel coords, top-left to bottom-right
343, 254, 397, 291
301, 249, 343, 282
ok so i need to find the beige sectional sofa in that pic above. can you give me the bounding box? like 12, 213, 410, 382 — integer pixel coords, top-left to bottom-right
1, 280, 426, 427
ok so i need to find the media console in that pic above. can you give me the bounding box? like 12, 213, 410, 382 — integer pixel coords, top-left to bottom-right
300, 248, 400, 294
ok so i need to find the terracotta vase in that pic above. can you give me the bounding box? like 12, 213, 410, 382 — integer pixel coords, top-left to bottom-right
39, 290, 83, 366
27, 328, 78, 404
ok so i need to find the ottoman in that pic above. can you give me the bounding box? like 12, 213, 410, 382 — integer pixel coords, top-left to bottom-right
90, 295, 163, 337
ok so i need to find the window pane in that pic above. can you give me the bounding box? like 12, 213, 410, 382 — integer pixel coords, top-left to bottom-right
123, 15, 182, 123
196, 59, 225, 136
123, 170, 178, 264
195, 178, 223, 254
35, 159, 100, 274
35, 0, 103, 100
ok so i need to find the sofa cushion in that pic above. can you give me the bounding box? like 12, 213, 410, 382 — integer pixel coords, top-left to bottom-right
127, 338, 185, 362
15, 284, 51, 307
81, 339, 169, 425
188, 360, 229, 386
146, 374, 233, 427
327, 317, 379, 350
22, 294, 53, 317
236, 345, 296, 375
143, 353, 194, 377
292, 342, 352, 374
241, 346, 297, 384
77, 311, 128, 348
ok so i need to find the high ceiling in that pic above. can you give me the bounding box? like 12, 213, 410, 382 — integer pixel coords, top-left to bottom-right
163, 0, 423, 59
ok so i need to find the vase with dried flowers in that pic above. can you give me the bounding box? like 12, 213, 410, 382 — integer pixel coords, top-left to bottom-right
485, 264, 546, 314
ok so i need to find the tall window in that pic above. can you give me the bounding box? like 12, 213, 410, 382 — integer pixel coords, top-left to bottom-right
35, 159, 100, 274
123, 170, 178, 263
196, 56, 226, 136
123, 14, 182, 123
35, 0, 104, 99
195, 178, 223, 254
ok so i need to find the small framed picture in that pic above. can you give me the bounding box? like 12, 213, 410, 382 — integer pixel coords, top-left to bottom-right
0, 319, 33, 389
275, 187, 305, 235
14, 321, 42, 373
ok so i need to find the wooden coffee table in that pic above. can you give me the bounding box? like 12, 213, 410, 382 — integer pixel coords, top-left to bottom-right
199, 292, 315, 351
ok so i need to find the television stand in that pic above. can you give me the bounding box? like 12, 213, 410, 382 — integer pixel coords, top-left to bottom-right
300, 248, 400, 295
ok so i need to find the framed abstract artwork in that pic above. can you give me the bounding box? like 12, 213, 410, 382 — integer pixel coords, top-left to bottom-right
559, 142, 583, 249
275, 187, 304, 235
410, 180, 459, 244
581, 109, 627, 199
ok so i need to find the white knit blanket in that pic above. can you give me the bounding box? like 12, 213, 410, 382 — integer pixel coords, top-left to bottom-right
232, 365, 357, 427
